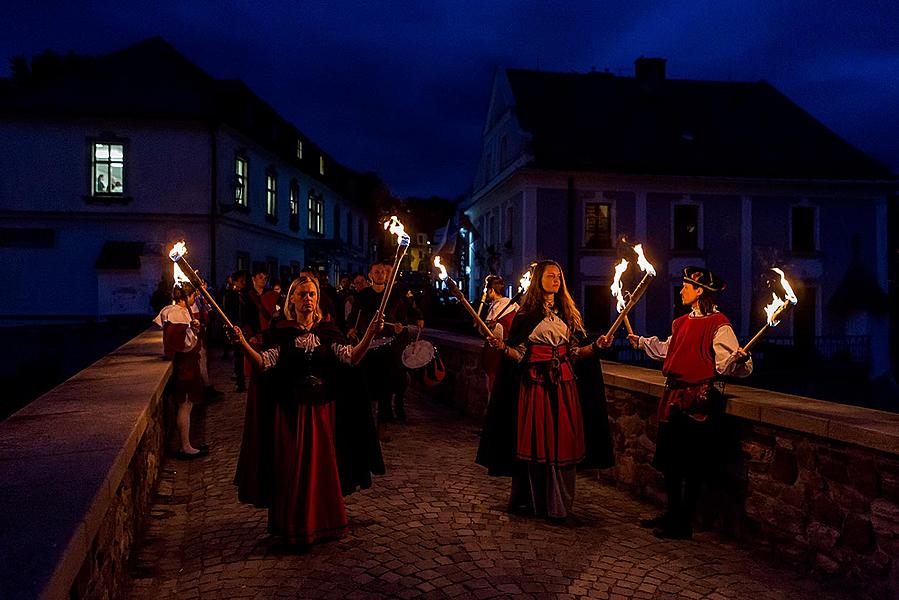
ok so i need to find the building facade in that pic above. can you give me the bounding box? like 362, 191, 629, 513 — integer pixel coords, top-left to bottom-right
0, 38, 370, 321
465, 59, 894, 377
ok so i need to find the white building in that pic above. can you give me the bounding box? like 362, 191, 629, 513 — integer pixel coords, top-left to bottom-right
0, 38, 370, 321
465, 58, 895, 377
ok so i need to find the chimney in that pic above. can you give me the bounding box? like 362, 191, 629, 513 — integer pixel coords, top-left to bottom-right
634, 56, 666, 88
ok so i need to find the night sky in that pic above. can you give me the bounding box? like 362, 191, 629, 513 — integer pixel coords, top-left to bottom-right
3, 1, 897, 199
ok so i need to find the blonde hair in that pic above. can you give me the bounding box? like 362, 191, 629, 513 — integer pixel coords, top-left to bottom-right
519, 260, 585, 336
283, 275, 322, 324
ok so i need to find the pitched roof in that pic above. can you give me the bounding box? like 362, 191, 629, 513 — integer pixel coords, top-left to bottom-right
505, 68, 892, 180
0, 37, 363, 200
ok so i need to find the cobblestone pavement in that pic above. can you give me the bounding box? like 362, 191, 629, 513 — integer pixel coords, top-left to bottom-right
128, 355, 858, 599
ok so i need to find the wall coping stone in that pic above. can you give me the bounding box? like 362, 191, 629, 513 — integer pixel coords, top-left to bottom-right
0, 328, 169, 600
426, 330, 899, 456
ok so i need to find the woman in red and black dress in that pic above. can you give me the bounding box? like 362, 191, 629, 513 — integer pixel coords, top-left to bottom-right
478, 260, 614, 521
233, 275, 384, 545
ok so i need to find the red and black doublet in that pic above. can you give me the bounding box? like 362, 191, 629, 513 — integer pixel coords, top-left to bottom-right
653, 312, 731, 476
156, 305, 203, 404
234, 320, 383, 544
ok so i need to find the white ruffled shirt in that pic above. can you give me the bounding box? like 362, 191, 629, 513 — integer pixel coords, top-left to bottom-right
153, 304, 197, 352
259, 332, 354, 371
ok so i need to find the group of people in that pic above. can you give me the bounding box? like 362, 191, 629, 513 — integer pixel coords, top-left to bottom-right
222, 260, 421, 544
476, 261, 751, 539
154, 255, 752, 545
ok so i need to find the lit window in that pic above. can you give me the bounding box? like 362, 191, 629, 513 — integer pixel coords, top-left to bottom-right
584, 202, 611, 249
92, 142, 124, 195
234, 156, 248, 206
289, 180, 300, 232
308, 190, 324, 234
265, 171, 277, 218
319, 155, 325, 175
296, 139, 303, 159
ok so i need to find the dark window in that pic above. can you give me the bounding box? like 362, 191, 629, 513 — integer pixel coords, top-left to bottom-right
334, 206, 341, 240
673, 204, 699, 250
792, 206, 816, 252
347, 213, 354, 245
0, 228, 55, 248
91, 142, 125, 196
236, 252, 249, 272
584, 285, 611, 331
358, 219, 364, 248
267, 257, 279, 281
584, 202, 611, 249
288, 180, 300, 232
234, 156, 248, 207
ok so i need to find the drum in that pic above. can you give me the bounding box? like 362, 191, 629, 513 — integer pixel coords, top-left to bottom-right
402, 340, 445, 388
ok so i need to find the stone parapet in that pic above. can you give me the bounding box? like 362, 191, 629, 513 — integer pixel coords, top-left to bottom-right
0, 328, 170, 600
425, 330, 899, 596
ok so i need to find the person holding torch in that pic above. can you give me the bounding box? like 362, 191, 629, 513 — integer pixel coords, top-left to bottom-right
231, 275, 386, 545
627, 266, 751, 540
476, 260, 615, 522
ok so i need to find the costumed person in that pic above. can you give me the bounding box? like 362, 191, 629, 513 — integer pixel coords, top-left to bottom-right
153, 282, 209, 460
481, 275, 519, 394
477, 260, 615, 522
628, 266, 752, 539
347, 260, 413, 427
232, 275, 385, 545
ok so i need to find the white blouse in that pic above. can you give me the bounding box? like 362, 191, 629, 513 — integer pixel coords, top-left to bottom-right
259, 332, 354, 371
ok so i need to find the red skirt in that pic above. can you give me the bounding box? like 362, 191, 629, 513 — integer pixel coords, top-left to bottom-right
516, 348, 585, 466
269, 398, 348, 544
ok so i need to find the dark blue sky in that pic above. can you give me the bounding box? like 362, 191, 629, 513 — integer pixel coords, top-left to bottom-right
3, 1, 897, 198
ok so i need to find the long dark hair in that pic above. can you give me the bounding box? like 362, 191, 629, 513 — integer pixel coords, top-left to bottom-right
696, 290, 718, 316
518, 260, 585, 336
171, 282, 196, 304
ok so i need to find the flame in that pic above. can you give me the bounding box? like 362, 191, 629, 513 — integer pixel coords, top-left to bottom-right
763, 267, 798, 326
433, 256, 448, 280
633, 244, 656, 276
610, 258, 629, 313
384, 215, 411, 247
519, 270, 532, 294
169, 240, 186, 262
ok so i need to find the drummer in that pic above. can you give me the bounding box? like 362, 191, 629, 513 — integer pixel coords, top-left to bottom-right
347, 260, 415, 430
482, 275, 519, 393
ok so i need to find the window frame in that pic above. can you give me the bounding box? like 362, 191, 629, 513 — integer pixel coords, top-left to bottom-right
288, 179, 300, 232
671, 199, 703, 252
583, 199, 614, 250
86, 138, 130, 204
265, 169, 278, 223
790, 203, 818, 253
307, 190, 324, 235
234, 154, 249, 209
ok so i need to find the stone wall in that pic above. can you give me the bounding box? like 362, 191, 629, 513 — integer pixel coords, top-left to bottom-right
425, 330, 899, 598
0, 328, 172, 600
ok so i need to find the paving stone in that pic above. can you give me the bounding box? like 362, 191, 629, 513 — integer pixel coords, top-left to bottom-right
126, 353, 860, 600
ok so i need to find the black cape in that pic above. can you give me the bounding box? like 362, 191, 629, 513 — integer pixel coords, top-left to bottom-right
260, 320, 385, 496
475, 309, 615, 476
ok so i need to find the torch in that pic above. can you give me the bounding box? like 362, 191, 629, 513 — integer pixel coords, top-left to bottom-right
168, 241, 235, 330
475, 275, 490, 320
377, 216, 411, 318
604, 244, 656, 338
434, 256, 498, 340
610, 258, 635, 336
743, 268, 798, 352
491, 264, 534, 323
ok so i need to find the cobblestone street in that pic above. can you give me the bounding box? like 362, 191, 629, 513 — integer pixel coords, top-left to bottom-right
127, 355, 858, 599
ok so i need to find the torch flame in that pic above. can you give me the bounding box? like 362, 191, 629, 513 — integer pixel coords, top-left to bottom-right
384, 215, 411, 247
169, 241, 187, 262
611, 258, 630, 313
633, 244, 656, 276
433, 256, 448, 281
763, 267, 798, 326
519, 270, 532, 294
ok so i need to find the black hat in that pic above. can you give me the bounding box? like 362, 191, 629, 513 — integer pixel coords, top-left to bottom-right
486, 275, 505, 292
682, 266, 726, 293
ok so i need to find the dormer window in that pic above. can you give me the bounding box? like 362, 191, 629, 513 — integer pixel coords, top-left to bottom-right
296, 139, 303, 159
319, 155, 325, 176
